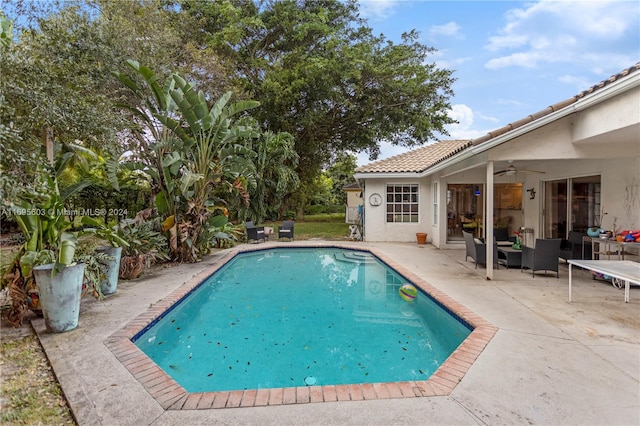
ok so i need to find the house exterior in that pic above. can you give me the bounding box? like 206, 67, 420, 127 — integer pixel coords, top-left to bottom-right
355, 63, 640, 274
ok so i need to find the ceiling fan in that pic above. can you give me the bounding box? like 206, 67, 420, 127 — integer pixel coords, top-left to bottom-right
494, 162, 545, 176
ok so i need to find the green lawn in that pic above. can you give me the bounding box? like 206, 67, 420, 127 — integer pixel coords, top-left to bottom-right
262, 217, 352, 241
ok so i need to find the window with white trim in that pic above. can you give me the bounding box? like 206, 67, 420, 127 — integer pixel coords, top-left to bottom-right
386, 184, 419, 223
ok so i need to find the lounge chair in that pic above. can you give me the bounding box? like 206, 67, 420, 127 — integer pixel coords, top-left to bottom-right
245, 221, 265, 243
278, 221, 294, 241
521, 238, 562, 277
463, 230, 498, 269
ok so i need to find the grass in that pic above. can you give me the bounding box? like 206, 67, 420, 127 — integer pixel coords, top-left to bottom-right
262, 215, 352, 241
1, 241, 75, 424
0, 334, 75, 425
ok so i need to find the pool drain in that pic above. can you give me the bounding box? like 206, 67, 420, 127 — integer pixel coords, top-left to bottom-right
304, 376, 317, 386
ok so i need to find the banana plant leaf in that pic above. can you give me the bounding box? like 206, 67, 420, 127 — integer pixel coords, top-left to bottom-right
57, 232, 77, 266
80, 216, 130, 248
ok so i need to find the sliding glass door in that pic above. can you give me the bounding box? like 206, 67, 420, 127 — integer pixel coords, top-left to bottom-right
446, 184, 483, 240
544, 175, 601, 238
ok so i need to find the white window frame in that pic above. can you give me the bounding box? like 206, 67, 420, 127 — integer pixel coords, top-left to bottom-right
385, 184, 419, 223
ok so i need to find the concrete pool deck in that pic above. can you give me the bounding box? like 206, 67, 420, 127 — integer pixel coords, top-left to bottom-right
32, 241, 639, 425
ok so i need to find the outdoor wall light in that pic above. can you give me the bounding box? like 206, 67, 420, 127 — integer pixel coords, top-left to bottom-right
474, 186, 481, 196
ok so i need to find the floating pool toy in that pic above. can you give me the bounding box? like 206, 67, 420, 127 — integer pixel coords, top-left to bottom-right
399, 284, 417, 302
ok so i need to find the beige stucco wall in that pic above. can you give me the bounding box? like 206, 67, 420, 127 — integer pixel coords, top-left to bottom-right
362, 155, 640, 245
572, 86, 640, 144
361, 179, 432, 242
345, 190, 362, 209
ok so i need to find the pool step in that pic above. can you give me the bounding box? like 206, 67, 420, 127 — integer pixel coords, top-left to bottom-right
334, 251, 378, 264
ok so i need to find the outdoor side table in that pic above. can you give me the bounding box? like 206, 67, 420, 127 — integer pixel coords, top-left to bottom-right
498, 246, 522, 268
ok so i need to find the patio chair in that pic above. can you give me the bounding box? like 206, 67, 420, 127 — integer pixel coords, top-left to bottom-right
521, 238, 562, 277
494, 227, 512, 242
559, 231, 591, 262
463, 230, 499, 269
278, 220, 294, 241
245, 221, 265, 243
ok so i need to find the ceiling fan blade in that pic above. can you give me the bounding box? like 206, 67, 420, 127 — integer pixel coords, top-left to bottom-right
494, 170, 506, 176
519, 169, 545, 174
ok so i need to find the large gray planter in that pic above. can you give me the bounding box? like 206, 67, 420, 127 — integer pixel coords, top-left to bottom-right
33, 263, 85, 333
96, 246, 122, 295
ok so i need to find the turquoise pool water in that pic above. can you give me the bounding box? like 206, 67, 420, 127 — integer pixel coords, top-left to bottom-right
134, 248, 472, 392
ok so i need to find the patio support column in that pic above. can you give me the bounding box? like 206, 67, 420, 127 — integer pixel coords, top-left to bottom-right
486, 161, 495, 280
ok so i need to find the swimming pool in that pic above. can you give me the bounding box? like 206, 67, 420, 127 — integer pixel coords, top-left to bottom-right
134, 248, 472, 392
107, 243, 497, 410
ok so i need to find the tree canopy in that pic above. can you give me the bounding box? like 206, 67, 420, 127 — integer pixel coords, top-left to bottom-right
2, 0, 456, 215
175, 0, 455, 181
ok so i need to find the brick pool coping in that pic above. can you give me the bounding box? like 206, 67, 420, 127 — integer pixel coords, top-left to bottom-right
104, 243, 497, 410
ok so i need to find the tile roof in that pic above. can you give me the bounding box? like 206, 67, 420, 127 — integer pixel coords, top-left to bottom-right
355, 139, 471, 173
342, 182, 361, 190
471, 62, 640, 146
356, 62, 640, 174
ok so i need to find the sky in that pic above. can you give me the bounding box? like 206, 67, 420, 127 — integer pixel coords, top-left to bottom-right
354, 0, 640, 165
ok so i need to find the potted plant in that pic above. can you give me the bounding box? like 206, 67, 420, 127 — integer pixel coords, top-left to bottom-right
416, 232, 428, 244
5, 173, 90, 332
80, 216, 129, 295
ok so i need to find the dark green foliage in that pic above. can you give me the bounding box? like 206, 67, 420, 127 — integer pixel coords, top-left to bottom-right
176, 0, 456, 182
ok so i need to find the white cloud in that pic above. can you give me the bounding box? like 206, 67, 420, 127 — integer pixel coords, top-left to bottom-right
357, 0, 399, 20
485, 34, 528, 51
495, 98, 524, 107
486, 51, 540, 69
355, 142, 407, 166
430, 21, 463, 39
448, 104, 474, 129
558, 74, 591, 90
436, 55, 472, 71
484, 1, 639, 71
478, 113, 500, 124
444, 104, 490, 140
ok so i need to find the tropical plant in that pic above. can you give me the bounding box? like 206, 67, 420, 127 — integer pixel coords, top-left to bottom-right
116, 217, 169, 280
74, 239, 113, 300
114, 60, 260, 262
80, 216, 129, 248
2, 165, 90, 326
163, 76, 260, 260
209, 217, 245, 249
243, 131, 300, 223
